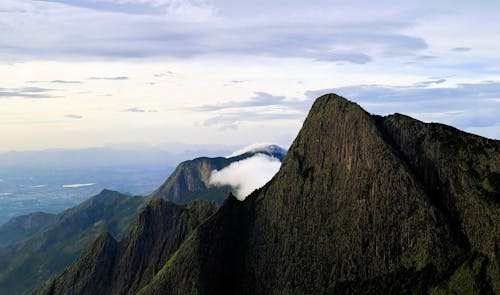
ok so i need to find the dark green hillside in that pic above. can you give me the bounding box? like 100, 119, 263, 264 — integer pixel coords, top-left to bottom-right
0, 212, 56, 250
0, 190, 145, 295
41, 198, 217, 295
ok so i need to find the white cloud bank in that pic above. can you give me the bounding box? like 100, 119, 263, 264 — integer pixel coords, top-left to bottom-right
209, 154, 281, 200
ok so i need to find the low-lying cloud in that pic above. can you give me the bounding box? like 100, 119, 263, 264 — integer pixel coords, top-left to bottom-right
65, 114, 83, 119
88, 76, 129, 81
124, 107, 146, 113
0, 87, 58, 99
209, 154, 281, 200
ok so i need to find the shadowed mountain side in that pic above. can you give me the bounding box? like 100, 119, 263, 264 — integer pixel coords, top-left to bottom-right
0, 212, 57, 249
150, 146, 286, 204
376, 114, 500, 258
41, 198, 217, 295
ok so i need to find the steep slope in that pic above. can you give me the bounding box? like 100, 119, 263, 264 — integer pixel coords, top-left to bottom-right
39, 94, 499, 295
41, 198, 217, 295
41, 232, 118, 295
0, 189, 145, 295
376, 113, 500, 292
137, 94, 499, 294
150, 145, 286, 204
0, 212, 56, 249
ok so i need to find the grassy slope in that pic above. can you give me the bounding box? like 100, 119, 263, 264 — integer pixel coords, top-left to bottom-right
0, 190, 145, 295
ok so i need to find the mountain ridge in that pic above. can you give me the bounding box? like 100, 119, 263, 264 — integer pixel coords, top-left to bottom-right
149, 145, 286, 204
0, 189, 145, 295
41, 198, 218, 295
39, 94, 500, 294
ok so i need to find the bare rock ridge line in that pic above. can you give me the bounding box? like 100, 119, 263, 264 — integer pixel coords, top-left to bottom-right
41, 94, 500, 295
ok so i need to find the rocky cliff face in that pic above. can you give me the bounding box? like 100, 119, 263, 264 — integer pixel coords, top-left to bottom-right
42, 94, 499, 295
41, 198, 217, 295
377, 114, 499, 259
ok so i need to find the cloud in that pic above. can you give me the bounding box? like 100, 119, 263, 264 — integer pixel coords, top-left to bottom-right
124, 107, 146, 112
195, 92, 287, 111
88, 76, 129, 80
196, 91, 313, 112
452, 47, 471, 52
209, 153, 281, 200
64, 114, 83, 119
153, 71, 175, 77
27, 80, 82, 84
415, 55, 437, 61
51, 80, 82, 84
414, 78, 446, 87
123, 107, 158, 113
0, 87, 58, 99
0, 0, 429, 63
202, 110, 304, 130
196, 91, 312, 129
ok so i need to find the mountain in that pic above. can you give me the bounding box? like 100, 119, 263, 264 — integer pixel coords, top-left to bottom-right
0, 212, 56, 249
0, 143, 284, 294
41, 198, 217, 295
40, 94, 499, 294
0, 189, 145, 295
150, 145, 286, 204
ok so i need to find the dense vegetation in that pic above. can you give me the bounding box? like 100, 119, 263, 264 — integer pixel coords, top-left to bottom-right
0, 144, 285, 294
41, 199, 217, 295
36, 94, 500, 294
0, 190, 145, 294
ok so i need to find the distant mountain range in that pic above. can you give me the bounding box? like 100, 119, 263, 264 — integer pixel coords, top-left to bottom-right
39, 94, 499, 294
0, 145, 286, 294
0, 190, 144, 295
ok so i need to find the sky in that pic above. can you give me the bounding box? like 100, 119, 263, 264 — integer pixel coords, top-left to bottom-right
1, 0, 500, 152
